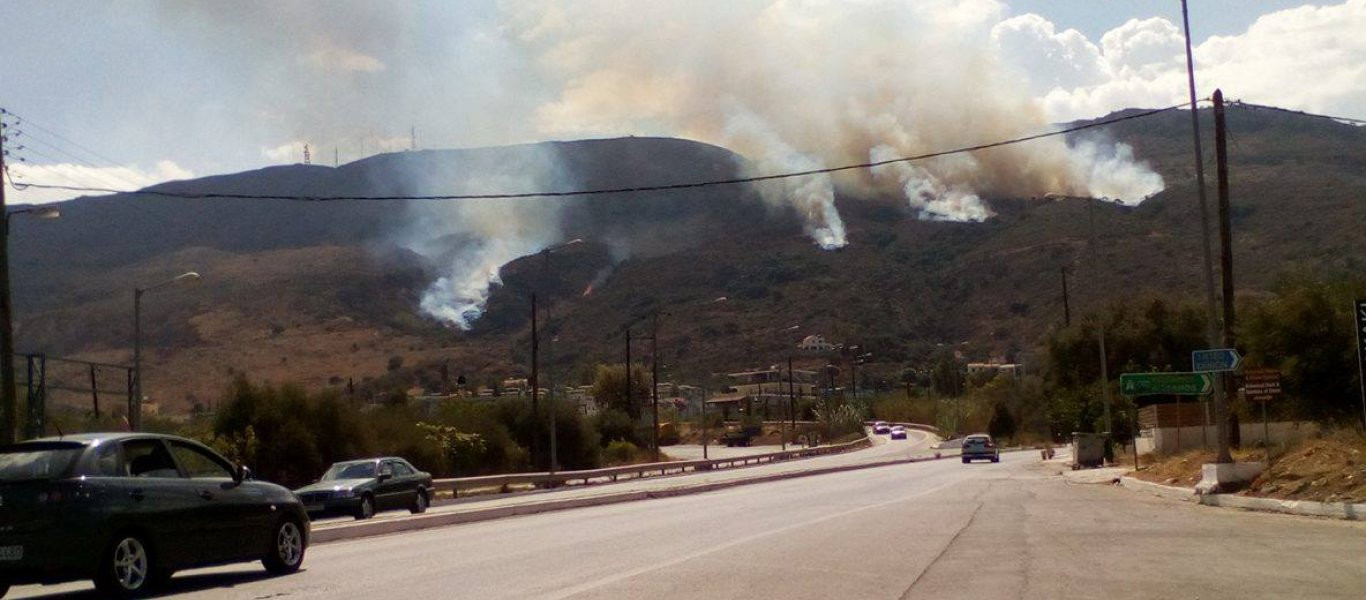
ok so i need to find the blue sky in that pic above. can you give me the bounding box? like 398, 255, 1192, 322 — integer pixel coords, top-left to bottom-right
2, 1, 1361, 205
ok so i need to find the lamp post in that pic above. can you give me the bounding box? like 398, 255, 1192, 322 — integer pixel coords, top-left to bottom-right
0, 204, 60, 444
540, 238, 581, 474
133, 271, 200, 431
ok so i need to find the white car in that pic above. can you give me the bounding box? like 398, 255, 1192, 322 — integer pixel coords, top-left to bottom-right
889, 426, 907, 440
873, 421, 891, 434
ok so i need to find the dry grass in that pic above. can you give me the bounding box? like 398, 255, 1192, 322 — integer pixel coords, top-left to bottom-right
1246, 430, 1366, 503
1130, 431, 1366, 503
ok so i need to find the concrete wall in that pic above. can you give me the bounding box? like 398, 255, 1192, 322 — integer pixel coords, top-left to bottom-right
1136, 421, 1320, 455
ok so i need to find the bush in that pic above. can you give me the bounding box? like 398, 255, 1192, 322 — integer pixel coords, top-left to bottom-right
602, 440, 643, 466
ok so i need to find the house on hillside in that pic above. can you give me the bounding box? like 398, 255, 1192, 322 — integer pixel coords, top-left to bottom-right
797, 335, 836, 351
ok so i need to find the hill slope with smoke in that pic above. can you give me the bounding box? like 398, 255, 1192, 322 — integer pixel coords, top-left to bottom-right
9, 105, 1366, 414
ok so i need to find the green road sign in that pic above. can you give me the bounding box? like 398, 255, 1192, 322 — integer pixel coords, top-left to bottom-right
1119, 372, 1214, 396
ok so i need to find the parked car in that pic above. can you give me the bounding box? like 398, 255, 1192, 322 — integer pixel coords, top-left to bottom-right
889, 426, 908, 440
294, 457, 433, 520
872, 421, 891, 434
960, 434, 1000, 463
0, 433, 307, 599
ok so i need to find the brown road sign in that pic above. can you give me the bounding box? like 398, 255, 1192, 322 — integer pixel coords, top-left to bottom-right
1244, 368, 1281, 402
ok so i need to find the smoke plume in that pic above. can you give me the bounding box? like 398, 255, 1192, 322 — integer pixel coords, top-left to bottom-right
508, 0, 1164, 230
397, 146, 570, 329
159, 1, 1168, 328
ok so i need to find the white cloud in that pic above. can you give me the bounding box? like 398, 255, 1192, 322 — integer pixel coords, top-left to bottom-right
1002, 1, 1366, 122
5, 160, 194, 204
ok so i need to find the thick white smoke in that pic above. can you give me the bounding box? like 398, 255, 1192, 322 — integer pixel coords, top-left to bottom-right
399, 147, 569, 329
506, 0, 1164, 235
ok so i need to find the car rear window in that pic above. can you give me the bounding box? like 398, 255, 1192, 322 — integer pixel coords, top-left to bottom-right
0, 442, 84, 482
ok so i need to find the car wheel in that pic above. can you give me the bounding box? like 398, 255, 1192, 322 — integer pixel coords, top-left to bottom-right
0, 580, 9, 599
992, 456, 1000, 463
263, 518, 306, 575
355, 494, 375, 520
410, 490, 429, 514
961, 457, 970, 464
94, 533, 157, 598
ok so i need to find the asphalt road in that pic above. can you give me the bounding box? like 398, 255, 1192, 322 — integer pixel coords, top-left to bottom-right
304, 430, 934, 529
14, 447, 1366, 599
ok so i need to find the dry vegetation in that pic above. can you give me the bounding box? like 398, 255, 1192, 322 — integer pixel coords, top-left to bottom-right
1132, 431, 1366, 503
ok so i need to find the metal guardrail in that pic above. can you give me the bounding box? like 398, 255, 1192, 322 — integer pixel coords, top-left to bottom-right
864, 420, 941, 435
435, 436, 874, 498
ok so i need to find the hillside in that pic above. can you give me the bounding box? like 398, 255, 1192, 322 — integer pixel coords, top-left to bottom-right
10, 105, 1366, 415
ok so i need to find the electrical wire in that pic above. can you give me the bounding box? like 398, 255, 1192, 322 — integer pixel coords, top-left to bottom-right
1227, 100, 1366, 127
8, 101, 1197, 202
0, 108, 134, 171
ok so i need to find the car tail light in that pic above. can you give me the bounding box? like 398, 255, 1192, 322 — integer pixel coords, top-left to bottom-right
985, 442, 995, 448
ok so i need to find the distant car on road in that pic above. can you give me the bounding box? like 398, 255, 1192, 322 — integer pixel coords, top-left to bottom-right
889, 426, 907, 440
872, 421, 891, 435
294, 457, 433, 520
960, 434, 1000, 463
0, 433, 307, 598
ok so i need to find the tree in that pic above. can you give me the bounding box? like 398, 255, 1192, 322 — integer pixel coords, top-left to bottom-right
1242, 270, 1366, 423
590, 364, 651, 420
987, 401, 1017, 441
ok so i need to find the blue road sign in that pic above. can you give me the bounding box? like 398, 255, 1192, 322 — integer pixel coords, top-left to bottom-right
1192, 348, 1242, 372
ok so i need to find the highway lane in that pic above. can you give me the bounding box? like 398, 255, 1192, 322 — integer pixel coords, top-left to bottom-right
303, 430, 936, 529
15, 445, 1366, 599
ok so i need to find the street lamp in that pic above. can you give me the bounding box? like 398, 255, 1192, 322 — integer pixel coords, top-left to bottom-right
0, 205, 61, 444
540, 238, 581, 474
132, 271, 200, 431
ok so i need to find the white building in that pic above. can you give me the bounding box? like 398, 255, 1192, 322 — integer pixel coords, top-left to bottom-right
797, 335, 835, 351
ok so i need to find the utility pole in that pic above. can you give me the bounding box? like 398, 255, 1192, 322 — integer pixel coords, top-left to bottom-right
543, 252, 558, 474
0, 125, 15, 444
787, 356, 796, 452
625, 329, 632, 421
1060, 266, 1071, 326
529, 293, 539, 470
1087, 198, 1113, 448
1214, 89, 1240, 449
132, 289, 142, 431
1181, 0, 1231, 464
651, 311, 660, 462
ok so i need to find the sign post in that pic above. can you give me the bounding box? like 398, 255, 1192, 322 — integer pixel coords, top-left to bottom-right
1192, 348, 1242, 372
1355, 299, 1366, 429
1119, 372, 1215, 397
1245, 368, 1282, 465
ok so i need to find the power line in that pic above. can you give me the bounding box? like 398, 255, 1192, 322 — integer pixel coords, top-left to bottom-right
1227, 100, 1366, 127
10, 101, 1195, 202
0, 108, 133, 171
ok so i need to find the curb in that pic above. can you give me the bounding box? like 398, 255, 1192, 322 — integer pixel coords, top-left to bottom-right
1119, 476, 1197, 502
1198, 493, 1366, 520
312, 453, 951, 545
1117, 476, 1366, 521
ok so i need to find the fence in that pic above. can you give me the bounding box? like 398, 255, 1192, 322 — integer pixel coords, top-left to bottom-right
436, 435, 874, 497
9, 353, 134, 439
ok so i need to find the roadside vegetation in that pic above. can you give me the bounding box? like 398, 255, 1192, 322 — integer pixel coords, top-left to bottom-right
869, 269, 1366, 452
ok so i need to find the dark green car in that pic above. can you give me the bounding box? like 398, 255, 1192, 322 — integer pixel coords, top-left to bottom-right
0, 433, 308, 598
294, 457, 433, 520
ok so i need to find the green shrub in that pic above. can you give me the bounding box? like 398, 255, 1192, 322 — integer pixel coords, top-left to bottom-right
602, 440, 642, 466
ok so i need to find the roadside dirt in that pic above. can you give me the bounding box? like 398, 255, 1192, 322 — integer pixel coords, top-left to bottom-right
1130, 431, 1366, 503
